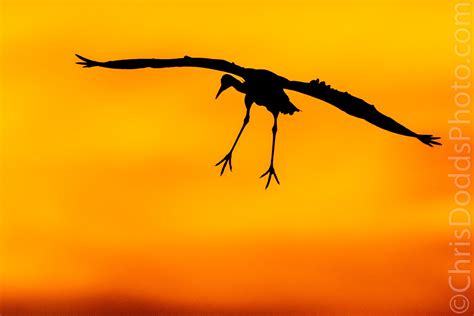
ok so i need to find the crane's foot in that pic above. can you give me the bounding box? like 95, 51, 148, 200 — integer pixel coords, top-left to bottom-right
215, 152, 233, 176
260, 165, 280, 189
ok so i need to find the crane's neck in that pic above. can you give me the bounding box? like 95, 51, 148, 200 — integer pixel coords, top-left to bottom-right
228, 76, 246, 93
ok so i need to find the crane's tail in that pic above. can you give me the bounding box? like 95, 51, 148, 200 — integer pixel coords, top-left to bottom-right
75, 54, 101, 68
417, 134, 442, 147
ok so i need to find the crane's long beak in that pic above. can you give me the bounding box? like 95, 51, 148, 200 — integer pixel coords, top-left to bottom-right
215, 85, 228, 99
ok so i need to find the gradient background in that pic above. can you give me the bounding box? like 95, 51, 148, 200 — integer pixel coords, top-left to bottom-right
0, 0, 469, 315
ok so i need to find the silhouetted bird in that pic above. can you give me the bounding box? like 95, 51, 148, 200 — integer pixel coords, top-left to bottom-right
76, 54, 441, 188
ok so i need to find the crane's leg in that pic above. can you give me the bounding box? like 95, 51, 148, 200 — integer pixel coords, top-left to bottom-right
215, 106, 251, 175
260, 112, 280, 189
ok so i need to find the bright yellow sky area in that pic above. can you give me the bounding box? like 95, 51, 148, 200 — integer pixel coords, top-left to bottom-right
0, 0, 469, 314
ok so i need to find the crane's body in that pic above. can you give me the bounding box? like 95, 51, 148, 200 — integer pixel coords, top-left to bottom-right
76, 54, 441, 188
244, 69, 300, 115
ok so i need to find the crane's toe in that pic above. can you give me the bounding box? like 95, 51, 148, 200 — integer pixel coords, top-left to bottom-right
260, 165, 280, 189
215, 153, 233, 176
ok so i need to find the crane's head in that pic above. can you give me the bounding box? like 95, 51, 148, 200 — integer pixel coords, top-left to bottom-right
215, 74, 245, 99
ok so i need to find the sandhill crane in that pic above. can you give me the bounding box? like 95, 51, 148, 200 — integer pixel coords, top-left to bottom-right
76, 54, 441, 189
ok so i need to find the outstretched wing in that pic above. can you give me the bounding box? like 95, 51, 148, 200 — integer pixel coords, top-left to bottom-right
75, 54, 248, 78
285, 79, 441, 147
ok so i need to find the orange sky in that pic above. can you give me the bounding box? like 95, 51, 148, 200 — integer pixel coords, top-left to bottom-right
0, 0, 469, 314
